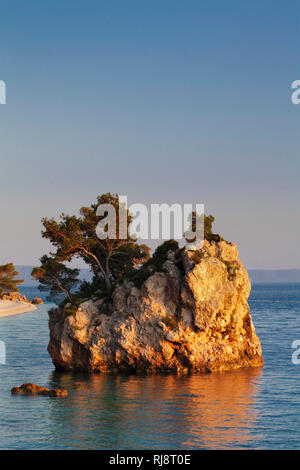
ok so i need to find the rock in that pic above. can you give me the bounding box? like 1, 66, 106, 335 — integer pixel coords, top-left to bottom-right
11, 383, 68, 397
31, 297, 43, 305
48, 240, 263, 374
0, 292, 31, 303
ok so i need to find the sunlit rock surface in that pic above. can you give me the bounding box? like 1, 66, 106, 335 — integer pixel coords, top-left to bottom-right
48, 241, 263, 374
32, 297, 44, 305
11, 383, 68, 397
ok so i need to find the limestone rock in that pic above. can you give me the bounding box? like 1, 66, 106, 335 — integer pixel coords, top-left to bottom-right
11, 383, 68, 397
0, 292, 31, 303
31, 297, 44, 305
48, 240, 263, 374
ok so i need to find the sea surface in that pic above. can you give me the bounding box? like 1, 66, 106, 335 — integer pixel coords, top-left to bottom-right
0, 283, 299, 450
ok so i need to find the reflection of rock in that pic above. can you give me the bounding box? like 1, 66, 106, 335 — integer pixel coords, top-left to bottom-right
11, 383, 68, 397
32, 297, 43, 305
48, 240, 263, 374
0, 292, 31, 303
47, 368, 262, 449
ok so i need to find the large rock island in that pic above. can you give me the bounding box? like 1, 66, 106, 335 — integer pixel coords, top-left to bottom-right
48, 240, 263, 374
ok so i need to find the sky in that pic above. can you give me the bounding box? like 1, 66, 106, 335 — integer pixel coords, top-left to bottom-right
0, 0, 299, 269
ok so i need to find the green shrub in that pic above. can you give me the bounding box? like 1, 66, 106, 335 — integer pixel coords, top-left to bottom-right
190, 249, 204, 264
100, 300, 113, 316
64, 304, 78, 316
161, 315, 177, 329
221, 259, 240, 280
129, 240, 179, 288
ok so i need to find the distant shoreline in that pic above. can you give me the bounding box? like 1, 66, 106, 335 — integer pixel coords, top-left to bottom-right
0, 300, 37, 318
16, 266, 300, 286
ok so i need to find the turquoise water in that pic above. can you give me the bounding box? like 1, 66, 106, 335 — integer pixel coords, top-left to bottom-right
0, 284, 300, 449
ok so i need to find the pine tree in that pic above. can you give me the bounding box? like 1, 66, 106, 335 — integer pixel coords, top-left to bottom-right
40, 193, 150, 294
0, 263, 23, 295
32, 255, 80, 303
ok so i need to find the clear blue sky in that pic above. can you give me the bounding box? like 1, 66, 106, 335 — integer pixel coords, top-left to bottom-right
0, 0, 299, 269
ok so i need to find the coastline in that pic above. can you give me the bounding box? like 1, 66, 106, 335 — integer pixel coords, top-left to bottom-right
0, 300, 37, 318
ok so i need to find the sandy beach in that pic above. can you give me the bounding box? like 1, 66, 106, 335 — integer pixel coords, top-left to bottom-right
0, 300, 37, 318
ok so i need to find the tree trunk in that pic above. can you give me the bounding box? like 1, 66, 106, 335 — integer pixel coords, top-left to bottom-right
81, 247, 112, 293
55, 278, 73, 303
104, 254, 112, 293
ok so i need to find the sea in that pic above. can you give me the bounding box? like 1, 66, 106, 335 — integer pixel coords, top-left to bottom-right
0, 283, 299, 450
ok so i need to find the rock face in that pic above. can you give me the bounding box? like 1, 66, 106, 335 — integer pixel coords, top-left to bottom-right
0, 292, 31, 303
48, 241, 263, 374
11, 383, 68, 397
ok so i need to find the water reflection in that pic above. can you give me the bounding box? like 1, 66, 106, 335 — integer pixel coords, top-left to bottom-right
47, 368, 263, 449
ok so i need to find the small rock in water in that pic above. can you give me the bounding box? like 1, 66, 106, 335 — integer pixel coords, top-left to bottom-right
31, 297, 44, 305
11, 383, 68, 397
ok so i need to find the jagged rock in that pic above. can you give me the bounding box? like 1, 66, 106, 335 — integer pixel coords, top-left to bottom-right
48, 240, 263, 374
31, 297, 43, 305
0, 292, 31, 303
11, 383, 68, 397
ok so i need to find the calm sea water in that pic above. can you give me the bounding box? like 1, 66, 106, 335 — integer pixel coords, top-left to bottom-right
0, 283, 299, 450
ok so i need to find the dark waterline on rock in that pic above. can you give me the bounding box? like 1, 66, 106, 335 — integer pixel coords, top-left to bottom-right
0, 284, 299, 449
